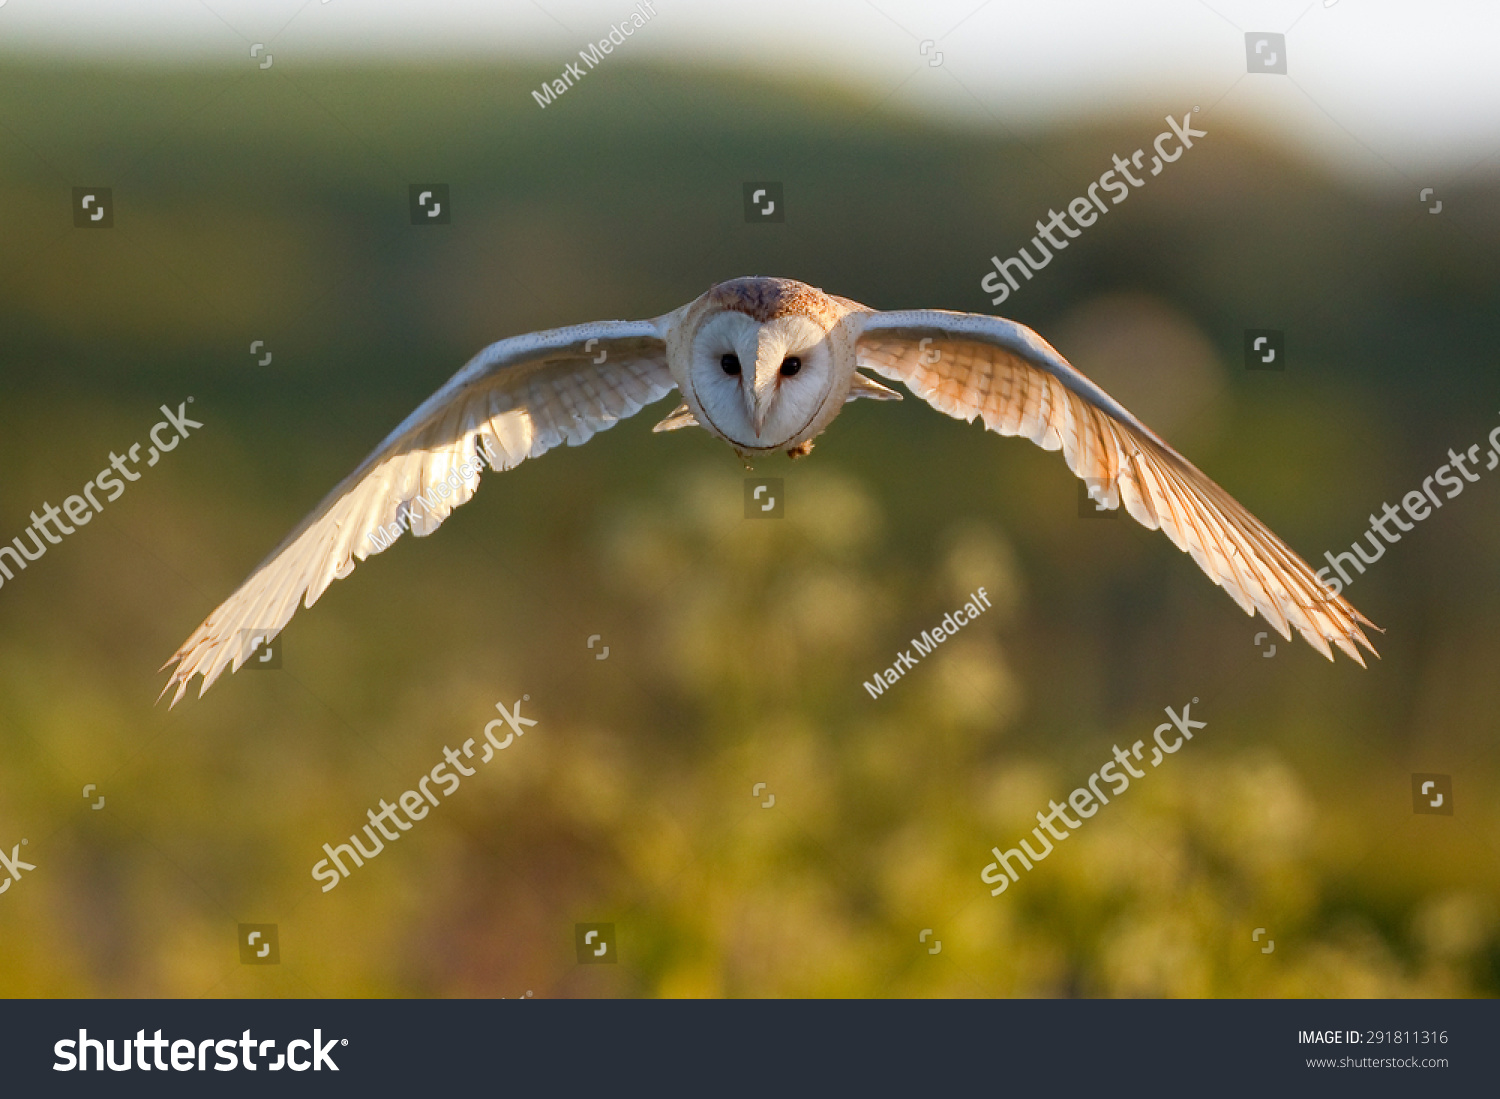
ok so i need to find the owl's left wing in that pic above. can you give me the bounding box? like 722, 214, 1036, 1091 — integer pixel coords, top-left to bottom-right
850, 308, 1379, 664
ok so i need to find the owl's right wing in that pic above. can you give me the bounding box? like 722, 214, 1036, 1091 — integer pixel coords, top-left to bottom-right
850, 308, 1379, 665
161, 317, 680, 706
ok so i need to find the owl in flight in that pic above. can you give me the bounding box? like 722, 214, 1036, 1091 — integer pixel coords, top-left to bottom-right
162, 277, 1378, 704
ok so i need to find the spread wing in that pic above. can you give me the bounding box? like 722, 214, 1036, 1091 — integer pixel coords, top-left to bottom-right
162, 319, 679, 705
852, 308, 1379, 664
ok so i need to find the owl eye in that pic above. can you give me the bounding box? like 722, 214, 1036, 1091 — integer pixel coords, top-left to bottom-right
720, 353, 741, 375
780, 356, 801, 376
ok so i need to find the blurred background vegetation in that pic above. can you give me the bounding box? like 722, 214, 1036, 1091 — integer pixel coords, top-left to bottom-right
0, 60, 1497, 998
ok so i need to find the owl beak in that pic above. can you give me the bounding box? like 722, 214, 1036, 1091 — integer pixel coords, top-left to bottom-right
750, 396, 770, 437
749, 339, 781, 437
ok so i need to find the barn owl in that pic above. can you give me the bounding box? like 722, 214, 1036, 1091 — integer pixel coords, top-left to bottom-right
161, 276, 1378, 704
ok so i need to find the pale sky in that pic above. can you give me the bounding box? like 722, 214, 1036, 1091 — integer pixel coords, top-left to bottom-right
1, 0, 1496, 184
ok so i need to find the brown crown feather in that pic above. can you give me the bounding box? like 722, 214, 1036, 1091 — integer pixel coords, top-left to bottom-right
707, 277, 844, 329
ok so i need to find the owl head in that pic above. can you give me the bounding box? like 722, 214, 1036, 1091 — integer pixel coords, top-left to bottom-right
682, 278, 844, 452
